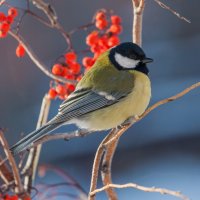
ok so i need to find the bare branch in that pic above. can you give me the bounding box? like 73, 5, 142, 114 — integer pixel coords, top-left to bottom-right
88, 129, 117, 200
30, 0, 73, 50
33, 129, 92, 147
0, 156, 13, 185
132, 0, 145, 46
0, 0, 5, 6
154, 0, 191, 23
0, 131, 23, 194
8, 31, 76, 84
101, 139, 119, 200
90, 183, 190, 200
23, 94, 51, 193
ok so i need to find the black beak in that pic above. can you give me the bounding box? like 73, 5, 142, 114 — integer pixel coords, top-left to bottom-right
142, 57, 153, 64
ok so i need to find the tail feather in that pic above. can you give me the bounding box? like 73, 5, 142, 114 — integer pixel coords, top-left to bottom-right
10, 123, 59, 155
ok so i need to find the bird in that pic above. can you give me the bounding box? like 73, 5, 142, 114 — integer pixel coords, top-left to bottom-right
10, 42, 153, 155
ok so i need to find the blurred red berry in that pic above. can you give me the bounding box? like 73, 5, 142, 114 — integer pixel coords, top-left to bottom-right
0, 12, 6, 22
48, 88, 57, 99
69, 62, 81, 74
108, 35, 120, 47
6, 15, 14, 24
66, 83, 75, 92
95, 19, 108, 30
65, 51, 77, 62
8, 7, 18, 18
65, 74, 75, 80
82, 57, 95, 68
109, 24, 122, 34
111, 15, 121, 24
16, 44, 25, 58
90, 45, 101, 54
0, 22, 10, 32
86, 31, 99, 46
52, 64, 64, 76
56, 85, 66, 96
95, 11, 106, 20
76, 75, 82, 81
0, 30, 7, 38
98, 36, 108, 48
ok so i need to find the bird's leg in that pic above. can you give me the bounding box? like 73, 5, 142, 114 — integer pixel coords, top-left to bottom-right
118, 115, 139, 129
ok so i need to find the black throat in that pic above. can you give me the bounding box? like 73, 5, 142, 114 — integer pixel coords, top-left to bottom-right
109, 48, 149, 75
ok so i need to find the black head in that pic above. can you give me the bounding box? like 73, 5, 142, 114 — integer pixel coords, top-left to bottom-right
109, 42, 153, 75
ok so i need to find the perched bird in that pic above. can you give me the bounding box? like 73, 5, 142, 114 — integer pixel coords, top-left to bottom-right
10, 42, 153, 155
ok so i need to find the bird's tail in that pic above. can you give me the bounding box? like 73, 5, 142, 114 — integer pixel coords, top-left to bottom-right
10, 123, 59, 155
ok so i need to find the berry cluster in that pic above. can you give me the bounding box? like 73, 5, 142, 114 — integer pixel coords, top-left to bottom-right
49, 10, 122, 100
0, 7, 26, 58
0, 7, 18, 38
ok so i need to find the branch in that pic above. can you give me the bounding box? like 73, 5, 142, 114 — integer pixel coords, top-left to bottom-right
100, 138, 119, 200
33, 129, 92, 147
90, 183, 190, 200
88, 129, 117, 200
0, 0, 5, 6
154, 0, 191, 23
22, 94, 51, 193
132, 0, 145, 46
0, 131, 23, 194
30, 0, 73, 50
0, 156, 13, 185
8, 31, 76, 84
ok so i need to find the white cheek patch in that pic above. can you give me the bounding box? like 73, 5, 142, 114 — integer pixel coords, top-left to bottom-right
114, 53, 140, 69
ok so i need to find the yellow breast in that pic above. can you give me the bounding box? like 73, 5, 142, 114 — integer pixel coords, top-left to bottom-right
76, 71, 151, 131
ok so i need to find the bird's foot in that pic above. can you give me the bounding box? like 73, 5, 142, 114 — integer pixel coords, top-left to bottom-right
118, 115, 139, 129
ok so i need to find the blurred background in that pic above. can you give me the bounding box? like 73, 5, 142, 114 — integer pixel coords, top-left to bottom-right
0, 0, 200, 199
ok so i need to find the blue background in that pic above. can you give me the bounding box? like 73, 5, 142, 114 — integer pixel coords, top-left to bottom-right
0, 0, 200, 199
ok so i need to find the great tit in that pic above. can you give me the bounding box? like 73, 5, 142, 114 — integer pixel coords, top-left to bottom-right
10, 42, 153, 155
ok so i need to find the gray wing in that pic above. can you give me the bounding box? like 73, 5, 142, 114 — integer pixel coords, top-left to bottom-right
49, 88, 130, 124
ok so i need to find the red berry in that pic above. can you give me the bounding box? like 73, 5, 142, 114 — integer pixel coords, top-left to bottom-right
98, 36, 108, 48
8, 8, 18, 18
86, 31, 99, 46
69, 62, 81, 74
82, 57, 95, 68
95, 11, 106, 21
48, 88, 57, 99
65, 52, 77, 62
108, 25, 122, 34
76, 75, 82, 81
90, 45, 101, 54
0, 30, 7, 38
108, 35, 120, 47
0, 22, 10, 32
56, 85, 66, 96
65, 74, 76, 80
111, 15, 122, 24
6, 15, 14, 24
0, 12, 6, 22
66, 83, 75, 92
16, 44, 25, 57
95, 19, 108, 30
52, 64, 64, 76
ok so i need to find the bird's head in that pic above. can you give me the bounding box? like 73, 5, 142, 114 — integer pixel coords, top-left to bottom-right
109, 42, 153, 74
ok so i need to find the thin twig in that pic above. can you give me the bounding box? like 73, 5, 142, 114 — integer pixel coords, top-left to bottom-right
0, 0, 5, 6
0, 156, 13, 185
101, 138, 119, 200
90, 183, 190, 200
88, 129, 117, 200
154, 0, 191, 23
8, 31, 75, 84
0, 131, 24, 194
23, 94, 51, 193
30, 0, 73, 50
33, 130, 92, 147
